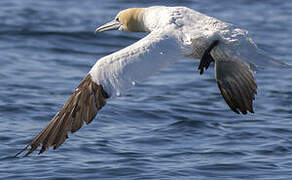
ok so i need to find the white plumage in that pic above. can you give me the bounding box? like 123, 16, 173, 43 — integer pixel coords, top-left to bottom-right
90, 30, 182, 96
90, 6, 258, 96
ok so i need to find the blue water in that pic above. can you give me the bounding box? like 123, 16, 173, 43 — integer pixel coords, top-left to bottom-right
1, 0, 292, 179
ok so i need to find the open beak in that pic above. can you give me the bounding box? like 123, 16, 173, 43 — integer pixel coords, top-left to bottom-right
95, 19, 121, 33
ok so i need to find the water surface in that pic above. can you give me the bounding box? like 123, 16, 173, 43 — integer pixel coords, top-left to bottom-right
1, 0, 292, 179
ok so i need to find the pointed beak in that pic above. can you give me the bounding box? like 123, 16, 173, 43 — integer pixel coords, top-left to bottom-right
95, 20, 121, 33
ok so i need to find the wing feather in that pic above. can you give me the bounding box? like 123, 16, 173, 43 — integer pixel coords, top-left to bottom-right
15, 74, 109, 156
215, 59, 257, 114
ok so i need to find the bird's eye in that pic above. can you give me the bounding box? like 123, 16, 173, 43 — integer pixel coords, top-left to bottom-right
115, 17, 120, 22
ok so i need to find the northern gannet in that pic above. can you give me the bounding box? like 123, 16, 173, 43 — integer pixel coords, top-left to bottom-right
16, 6, 282, 156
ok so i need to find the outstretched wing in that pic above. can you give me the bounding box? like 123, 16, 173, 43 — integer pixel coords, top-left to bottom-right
198, 39, 257, 114
16, 30, 183, 156
15, 74, 109, 156
215, 58, 257, 114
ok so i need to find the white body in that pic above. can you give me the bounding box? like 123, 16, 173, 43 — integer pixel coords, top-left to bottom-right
90, 6, 259, 96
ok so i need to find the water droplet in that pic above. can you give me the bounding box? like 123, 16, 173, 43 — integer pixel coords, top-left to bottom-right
132, 81, 136, 86
160, 52, 164, 55
116, 92, 121, 97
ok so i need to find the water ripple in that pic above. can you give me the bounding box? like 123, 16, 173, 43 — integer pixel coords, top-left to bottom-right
1, 0, 292, 179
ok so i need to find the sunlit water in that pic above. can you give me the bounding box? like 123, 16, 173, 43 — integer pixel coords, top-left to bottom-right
1, 0, 292, 179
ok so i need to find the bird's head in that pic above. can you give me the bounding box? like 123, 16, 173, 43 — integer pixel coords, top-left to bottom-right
96, 8, 146, 33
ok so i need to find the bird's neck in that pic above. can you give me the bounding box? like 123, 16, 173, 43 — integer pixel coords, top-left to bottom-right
142, 6, 169, 32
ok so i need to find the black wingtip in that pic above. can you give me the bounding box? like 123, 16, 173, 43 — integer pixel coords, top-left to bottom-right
198, 40, 219, 75
14, 144, 30, 157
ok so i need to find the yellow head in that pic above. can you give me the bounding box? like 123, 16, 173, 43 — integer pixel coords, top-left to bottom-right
96, 8, 146, 33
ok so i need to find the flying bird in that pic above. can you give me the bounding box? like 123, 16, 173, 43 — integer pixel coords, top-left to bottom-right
17, 6, 282, 156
